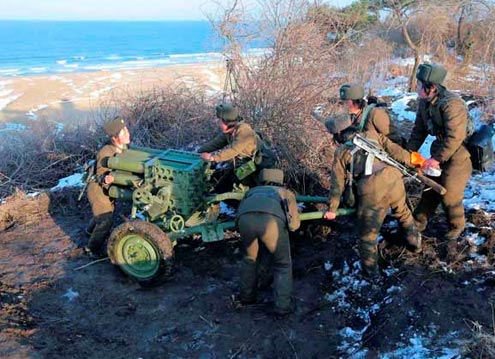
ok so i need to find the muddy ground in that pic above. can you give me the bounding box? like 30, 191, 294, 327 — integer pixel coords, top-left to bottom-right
1, 189, 495, 359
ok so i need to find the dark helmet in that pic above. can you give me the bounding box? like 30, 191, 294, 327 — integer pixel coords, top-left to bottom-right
416, 63, 447, 85
258, 168, 284, 185
324, 114, 353, 134
339, 84, 364, 100
103, 116, 126, 137
215, 103, 239, 122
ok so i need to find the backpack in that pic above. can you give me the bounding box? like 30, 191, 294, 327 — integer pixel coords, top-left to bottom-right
465, 122, 494, 172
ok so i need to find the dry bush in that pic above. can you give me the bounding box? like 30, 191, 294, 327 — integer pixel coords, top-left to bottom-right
464, 319, 495, 359
209, 0, 379, 191
0, 120, 97, 198
106, 83, 217, 150
340, 32, 395, 90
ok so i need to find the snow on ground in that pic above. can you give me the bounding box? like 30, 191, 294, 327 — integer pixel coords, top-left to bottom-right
26, 104, 49, 120
375, 76, 409, 97
0, 123, 27, 132
379, 331, 462, 359
323, 259, 403, 357
324, 258, 466, 358
51, 173, 84, 191
390, 93, 417, 122
0, 80, 22, 110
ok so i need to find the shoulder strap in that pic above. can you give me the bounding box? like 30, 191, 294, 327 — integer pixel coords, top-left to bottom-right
358, 104, 376, 132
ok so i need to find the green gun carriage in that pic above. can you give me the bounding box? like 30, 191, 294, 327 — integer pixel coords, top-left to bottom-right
103, 146, 348, 285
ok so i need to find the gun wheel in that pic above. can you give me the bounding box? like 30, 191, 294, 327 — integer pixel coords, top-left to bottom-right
107, 220, 174, 286
169, 214, 185, 232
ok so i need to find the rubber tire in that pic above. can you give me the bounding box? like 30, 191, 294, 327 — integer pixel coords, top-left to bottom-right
107, 220, 174, 287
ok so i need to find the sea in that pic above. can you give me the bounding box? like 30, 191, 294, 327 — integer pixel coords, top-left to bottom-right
0, 20, 264, 77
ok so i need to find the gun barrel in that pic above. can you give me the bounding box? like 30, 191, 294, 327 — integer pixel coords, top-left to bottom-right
295, 195, 328, 203
107, 156, 145, 173
111, 170, 142, 187
108, 186, 133, 200
300, 208, 355, 221
353, 134, 447, 195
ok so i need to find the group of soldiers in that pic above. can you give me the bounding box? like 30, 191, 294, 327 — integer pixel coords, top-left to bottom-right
85, 62, 473, 317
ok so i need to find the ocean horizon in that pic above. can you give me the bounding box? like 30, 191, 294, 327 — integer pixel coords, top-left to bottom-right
0, 20, 265, 77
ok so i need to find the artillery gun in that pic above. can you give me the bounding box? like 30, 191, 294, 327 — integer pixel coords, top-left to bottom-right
103, 146, 348, 285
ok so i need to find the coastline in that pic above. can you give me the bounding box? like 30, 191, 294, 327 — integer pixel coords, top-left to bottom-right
0, 62, 226, 127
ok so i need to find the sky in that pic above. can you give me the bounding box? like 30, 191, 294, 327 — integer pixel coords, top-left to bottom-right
0, 0, 355, 21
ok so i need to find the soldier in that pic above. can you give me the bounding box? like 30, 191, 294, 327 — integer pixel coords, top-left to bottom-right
199, 103, 276, 186
323, 116, 421, 277
339, 83, 402, 144
406, 63, 472, 247
235, 169, 301, 317
85, 117, 130, 257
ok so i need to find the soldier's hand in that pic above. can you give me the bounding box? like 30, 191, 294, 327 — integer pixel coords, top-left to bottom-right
423, 158, 440, 170
104, 174, 114, 185
323, 211, 337, 220
201, 152, 214, 162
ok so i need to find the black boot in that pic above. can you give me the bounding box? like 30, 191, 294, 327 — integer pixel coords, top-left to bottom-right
404, 226, 422, 253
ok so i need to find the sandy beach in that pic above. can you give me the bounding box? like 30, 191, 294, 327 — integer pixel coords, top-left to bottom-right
0, 62, 226, 127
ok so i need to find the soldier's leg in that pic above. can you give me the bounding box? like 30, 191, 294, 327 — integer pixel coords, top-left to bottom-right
88, 212, 113, 255
358, 195, 388, 277
261, 216, 293, 315
413, 187, 442, 232
238, 213, 261, 303
389, 177, 421, 252
85, 217, 96, 236
441, 157, 472, 240
87, 183, 114, 255
256, 244, 273, 289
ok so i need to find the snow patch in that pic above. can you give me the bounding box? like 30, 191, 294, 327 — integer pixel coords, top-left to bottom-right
51, 173, 84, 191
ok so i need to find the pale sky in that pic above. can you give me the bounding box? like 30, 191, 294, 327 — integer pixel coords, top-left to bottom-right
0, 0, 356, 21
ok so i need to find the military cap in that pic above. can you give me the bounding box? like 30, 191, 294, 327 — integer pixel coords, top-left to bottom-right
103, 117, 126, 137
416, 63, 447, 85
324, 114, 353, 134
339, 84, 364, 100
258, 168, 284, 185
215, 103, 239, 122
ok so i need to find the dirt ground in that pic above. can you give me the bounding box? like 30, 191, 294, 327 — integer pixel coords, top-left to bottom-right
1, 189, 495, 359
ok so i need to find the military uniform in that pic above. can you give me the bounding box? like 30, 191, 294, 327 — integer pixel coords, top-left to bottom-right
236, 169, 300, 315
328, 132, 420, 275
199, 120, 276, 186
86, 117, 128, 256
87, 143, 126, 254
406, 64, 472, 240
352, 106, 402, 144
340, 84, 402, 144
198, 121, 259, 162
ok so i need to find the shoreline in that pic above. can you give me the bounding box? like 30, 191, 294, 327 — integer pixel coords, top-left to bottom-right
0, 61, 226, 126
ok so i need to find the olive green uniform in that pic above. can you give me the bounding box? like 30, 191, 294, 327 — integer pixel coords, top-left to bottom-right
328, 132, 417, 275
87, 143, 125, 254
236, 185, 300, 314
199, 122, 276, 184
406, 89, 472, 237
198, 122, 258, 163
353, 106, 402, 144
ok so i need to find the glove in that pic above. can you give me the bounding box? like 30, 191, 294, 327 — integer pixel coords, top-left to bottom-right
410, 151, 426, 167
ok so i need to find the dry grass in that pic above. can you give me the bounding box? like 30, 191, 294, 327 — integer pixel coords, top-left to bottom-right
464, 316, 495, 359
0, 120, 98, 198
